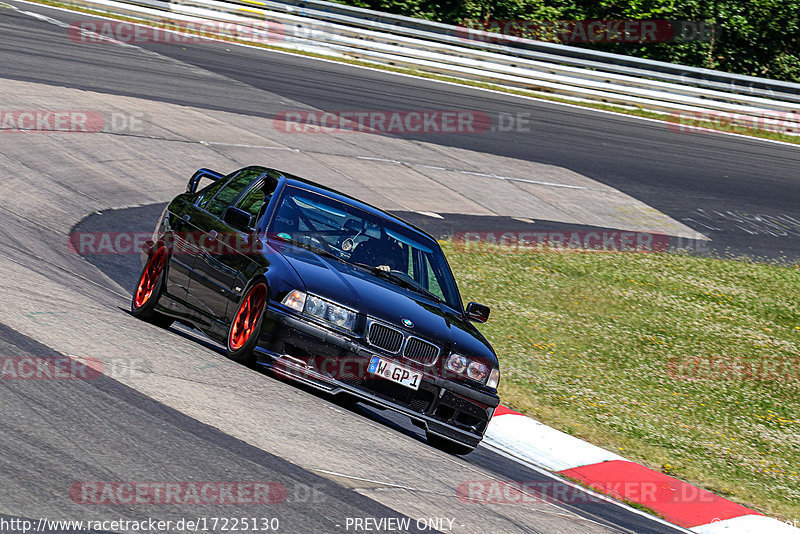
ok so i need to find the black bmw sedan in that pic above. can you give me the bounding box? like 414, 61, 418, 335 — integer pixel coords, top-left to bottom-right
132, 166, 500, 454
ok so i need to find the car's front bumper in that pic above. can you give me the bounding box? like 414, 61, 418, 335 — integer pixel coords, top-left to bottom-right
255, 306, 500, 448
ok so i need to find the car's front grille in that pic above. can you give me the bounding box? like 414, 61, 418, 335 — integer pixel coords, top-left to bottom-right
366, 319, 441, 366
367, 322, 403, 353
403, 336, 440, 366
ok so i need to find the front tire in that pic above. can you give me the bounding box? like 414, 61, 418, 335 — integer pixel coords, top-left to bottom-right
226, 282, 268, 366
131, 247, 174, 328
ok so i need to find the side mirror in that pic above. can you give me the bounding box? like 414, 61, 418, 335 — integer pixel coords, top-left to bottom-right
466, 302, 490, 323
187, 168, 224, 194
223, 207, 253, 232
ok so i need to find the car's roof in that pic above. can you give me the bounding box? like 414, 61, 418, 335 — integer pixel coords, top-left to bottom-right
259, 167, 439, 244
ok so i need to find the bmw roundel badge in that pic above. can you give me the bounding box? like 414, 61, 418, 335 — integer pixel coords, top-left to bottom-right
402, 318, 414, 328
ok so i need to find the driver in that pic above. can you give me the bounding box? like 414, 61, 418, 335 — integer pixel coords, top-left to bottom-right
350, 234, 405, 272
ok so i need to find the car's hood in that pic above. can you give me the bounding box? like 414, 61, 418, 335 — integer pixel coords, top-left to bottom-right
274, 243, 496, 365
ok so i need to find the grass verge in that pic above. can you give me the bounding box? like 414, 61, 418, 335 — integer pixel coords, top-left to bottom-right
24, 0, 800, 146
444, 243, 800, 521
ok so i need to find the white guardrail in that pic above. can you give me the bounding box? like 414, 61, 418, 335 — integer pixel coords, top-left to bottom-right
59, 0, 800, 133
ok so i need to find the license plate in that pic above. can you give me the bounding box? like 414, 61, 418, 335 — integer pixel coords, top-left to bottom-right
368, 355, 421, 390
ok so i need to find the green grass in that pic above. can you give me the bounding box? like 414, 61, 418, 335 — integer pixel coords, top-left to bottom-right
26, 0, 800, 147
444, 243, 800, 520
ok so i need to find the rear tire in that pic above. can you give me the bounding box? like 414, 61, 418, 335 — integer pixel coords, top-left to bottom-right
226, 282, 268, 367
426, 433, 476, 456
131, 247, 174, 328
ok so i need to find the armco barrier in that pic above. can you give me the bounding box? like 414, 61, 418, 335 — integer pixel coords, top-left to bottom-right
216, 0, 800, 103
55, 0, 800, 134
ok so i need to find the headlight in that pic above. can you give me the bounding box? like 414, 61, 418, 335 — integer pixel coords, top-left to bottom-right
282, 290, 306, 312
467, 361, 489, 382
447, 353, 498, 387
487, 368, 500, 389
327, 305, 355, 329
446, 354, 468, 374
304, 294, 356, 331
305, 294, 327, 317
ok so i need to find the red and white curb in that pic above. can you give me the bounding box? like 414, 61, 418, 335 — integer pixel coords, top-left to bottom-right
485, 406, 799, 533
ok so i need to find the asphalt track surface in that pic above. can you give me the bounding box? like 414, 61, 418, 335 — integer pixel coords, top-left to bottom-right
0, 321, 435, 534
0, 1, 798, 532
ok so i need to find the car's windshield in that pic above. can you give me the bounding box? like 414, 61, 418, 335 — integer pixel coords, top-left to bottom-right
268, 185, 462, 310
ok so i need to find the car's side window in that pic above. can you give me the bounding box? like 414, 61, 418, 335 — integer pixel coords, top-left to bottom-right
237, 188, 266, 218
204, 169, 264, 218
405, 246, 415, 278
234, 176, 279, 226
424, 258, 445, 300
196, 176, 230, 209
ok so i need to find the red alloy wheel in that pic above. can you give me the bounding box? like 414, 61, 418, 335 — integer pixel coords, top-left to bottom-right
229, 284, 267, 351
133, 248, 167, 309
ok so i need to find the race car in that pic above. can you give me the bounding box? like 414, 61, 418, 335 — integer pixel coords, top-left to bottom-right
132, 166, 500, 454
